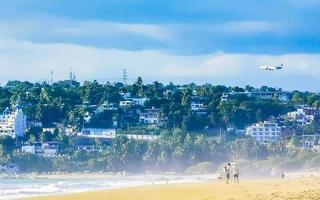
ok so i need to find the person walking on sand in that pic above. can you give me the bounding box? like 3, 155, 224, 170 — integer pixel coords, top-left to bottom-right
232, 164, 240, 184
281, 171, 285, 179
224, 163, 231, 184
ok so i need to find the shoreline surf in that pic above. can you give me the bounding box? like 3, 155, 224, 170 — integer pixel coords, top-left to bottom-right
0, 173, 218, 200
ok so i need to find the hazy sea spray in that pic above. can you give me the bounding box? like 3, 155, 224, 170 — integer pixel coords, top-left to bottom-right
0, 174, 218, 200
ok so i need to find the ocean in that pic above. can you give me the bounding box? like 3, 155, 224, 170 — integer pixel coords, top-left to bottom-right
0, 174, 217, 199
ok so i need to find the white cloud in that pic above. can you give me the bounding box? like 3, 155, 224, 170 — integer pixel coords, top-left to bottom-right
157, 53, 240, 77
217, 21, 282, 36
0, 18, 172, 42
0, 38, 320, 91
156, 53, 320, 79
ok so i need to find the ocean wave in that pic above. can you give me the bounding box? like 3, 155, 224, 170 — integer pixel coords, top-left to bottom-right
0, 174, 218, 200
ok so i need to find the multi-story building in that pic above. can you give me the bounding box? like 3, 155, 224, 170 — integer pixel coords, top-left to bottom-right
0, 107, 26, 138
21, 142, 59, 157
301, 134, 320, 149
22, 142, 42, 154
246, 121, 281, 145
221, 93, 229, 102
139, 107, 160, 124
286, 107, 319, 126
42, 142, 60, 157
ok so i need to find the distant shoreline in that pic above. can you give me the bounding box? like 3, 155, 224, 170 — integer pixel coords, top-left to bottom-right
2, 169, 318, 180
23, 176, 320, 200
0, 173, 218, 200
1, 171, 319, 199
1, 171, 218, 179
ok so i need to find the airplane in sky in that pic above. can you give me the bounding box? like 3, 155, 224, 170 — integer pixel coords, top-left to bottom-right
260, 64, 283, 71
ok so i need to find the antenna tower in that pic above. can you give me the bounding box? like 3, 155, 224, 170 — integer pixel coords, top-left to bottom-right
123, 69, 128, 85
50, 70, 54, 84
69, 67, 73, 80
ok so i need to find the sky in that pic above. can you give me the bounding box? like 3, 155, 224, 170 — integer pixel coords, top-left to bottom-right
0, 0, 320, 91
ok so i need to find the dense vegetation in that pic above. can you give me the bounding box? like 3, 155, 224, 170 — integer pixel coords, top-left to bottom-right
2, 130, 318, 175
1, 79, 312, 130
1, 79, 320, 174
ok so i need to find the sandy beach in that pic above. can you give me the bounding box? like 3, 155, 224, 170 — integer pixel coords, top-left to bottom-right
24, 176, 320, 200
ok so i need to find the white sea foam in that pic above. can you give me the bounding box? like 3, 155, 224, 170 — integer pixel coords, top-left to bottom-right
0, 174, 218, 200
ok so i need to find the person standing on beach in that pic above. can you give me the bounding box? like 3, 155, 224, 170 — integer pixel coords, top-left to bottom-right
224, 163, 231, 184
232, 164, 240, 183
281, 171, 285, 179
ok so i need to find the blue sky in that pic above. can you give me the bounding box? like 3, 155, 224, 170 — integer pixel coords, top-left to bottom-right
0, 0, 320, 91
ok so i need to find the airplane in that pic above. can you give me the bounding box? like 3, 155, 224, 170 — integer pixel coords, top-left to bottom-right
260, 64, 283, 71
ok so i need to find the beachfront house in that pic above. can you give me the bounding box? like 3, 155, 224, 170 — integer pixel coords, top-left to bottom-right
21, 142, 59, 157
22, 142, 42, 154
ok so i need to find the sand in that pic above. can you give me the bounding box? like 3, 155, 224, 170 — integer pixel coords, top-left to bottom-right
24, 177, 320, 200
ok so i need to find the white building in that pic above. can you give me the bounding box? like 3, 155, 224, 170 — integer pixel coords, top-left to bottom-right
301, 135, 319, 149
22, 142, 42, 154
221, 91, 289, 102
126, 134, 159, 141
191, 102, 205, 111
77, 145, 108, 152
139, 107, 160, 124
125, 97, 148, 106
119, 100, 134, 108
221, 93, 229, 102
120, 97, 148, 108
42, 142, 59, 157
21, 142, 59, 157
78, 128, 116, 138
42, 128, 57, 134
0, 107, 26, 138
27, 120, 42, 129
246, 121, 281, 145
286, 107, 318, 126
